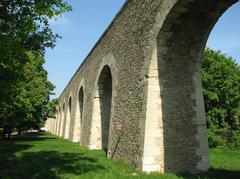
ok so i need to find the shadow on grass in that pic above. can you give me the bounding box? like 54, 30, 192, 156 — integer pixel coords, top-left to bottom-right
0, 131, 57, 141
0, 151, 105, 179
1, 132, 239, 178
177, 168, 240, 179
13, 132, 57, 141
0, 133, 105, 178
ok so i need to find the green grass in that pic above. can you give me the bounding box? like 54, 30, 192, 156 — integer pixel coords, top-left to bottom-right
0, 132, 239, 179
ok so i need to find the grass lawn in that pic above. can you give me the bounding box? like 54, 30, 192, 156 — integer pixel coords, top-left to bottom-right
0, 132, 239, 179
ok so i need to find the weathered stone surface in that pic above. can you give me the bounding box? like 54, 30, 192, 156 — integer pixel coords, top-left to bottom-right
45, 0, 238, 173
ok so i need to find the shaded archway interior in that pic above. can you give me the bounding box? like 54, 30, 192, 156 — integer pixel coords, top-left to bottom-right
63, 98, 71, 139
89, 65, 113, 151
153, 0, 237, 173
77, 87, 84, 142
67, 97, 72, 138
98, 66, 112, 152
57, 108, 61, 136
61, 103, 65, 137
78, 88, 84, 125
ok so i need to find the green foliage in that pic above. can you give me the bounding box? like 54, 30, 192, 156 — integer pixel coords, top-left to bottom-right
0, 52, 54, 130
47, 99, 58, 118
0, 0, 71, 54
228, 130, 240, 149
208, 129, 227, 148
0, 0, 71, 133
202, 48, 240, 149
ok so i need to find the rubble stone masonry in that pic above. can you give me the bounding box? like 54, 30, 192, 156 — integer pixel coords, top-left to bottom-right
45, 0, 237, 173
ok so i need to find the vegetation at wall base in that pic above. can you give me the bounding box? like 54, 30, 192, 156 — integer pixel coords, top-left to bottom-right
0, 132, 239, 179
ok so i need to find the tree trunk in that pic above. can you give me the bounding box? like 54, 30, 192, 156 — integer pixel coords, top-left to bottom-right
7, 128, 12, 139
17, 128, 22, 136
2, 126, 7, 140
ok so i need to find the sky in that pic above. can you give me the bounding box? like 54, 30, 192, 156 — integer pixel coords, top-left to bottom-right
44, 1, 240, 98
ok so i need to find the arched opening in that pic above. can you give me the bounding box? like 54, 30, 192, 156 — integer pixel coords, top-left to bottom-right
78, 87, 84, 140
61, 103, 65, 137
71, 87, 85, 143
78, 88, 84, 126
54, 110, 57, 135
143, 0, 238, 174
55, 108, 59, 135
90, 66, 112, 152
64, 97, 72, 139
57, 108, 61, 136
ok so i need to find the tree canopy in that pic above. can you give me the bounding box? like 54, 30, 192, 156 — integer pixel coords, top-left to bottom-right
47, 99, 59, 119
0, 0, 71, 54
0, 0, 71, 137
202, 48, 240, 149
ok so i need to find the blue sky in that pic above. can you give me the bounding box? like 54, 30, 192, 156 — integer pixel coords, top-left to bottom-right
44, 1, 240, 98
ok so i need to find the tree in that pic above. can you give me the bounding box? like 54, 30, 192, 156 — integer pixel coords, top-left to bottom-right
202, 48, 240, 148
15, 52, 55, 133
0, 0, 71, 138
1, 52, 55, 137
0, 0, 71, 53
47, 99, 59, 119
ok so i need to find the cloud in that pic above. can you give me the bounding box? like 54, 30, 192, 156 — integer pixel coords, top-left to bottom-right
48, 15, 72, 29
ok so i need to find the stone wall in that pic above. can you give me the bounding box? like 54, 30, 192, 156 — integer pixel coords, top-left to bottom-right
45, 118, 55, 133
46, 0, 237, 173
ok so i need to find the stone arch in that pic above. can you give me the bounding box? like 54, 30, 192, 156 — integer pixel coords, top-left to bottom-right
89, 64, 114, 152
141, 0, 238, 174
53, 109, 57, 135
64, 96, 72, 139
57, 107, 61, 136
54, 107, 60, 135
63, 100, 69, 139
79, 88, 84, 125
78, 87, 84, 140
89, 54, 117, 154
55, 108, 59, 135
71, 81, 85, 143
61, 103, 65, 137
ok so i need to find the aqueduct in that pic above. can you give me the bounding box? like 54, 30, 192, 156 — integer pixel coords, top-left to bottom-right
45, 0, 238, 173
